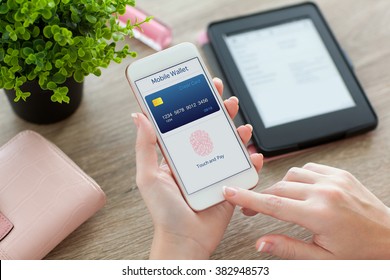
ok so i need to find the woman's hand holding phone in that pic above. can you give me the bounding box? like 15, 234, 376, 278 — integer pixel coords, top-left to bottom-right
133, 78, 263, 259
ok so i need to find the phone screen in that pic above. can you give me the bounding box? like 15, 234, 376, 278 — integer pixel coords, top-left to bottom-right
135, 57, 251, 195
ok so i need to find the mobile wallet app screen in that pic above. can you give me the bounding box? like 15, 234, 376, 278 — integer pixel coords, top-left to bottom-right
135, 57, 251, 195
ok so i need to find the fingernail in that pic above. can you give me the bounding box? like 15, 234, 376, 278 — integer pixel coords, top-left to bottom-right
230, 96, 239, 104
223, 186, 238, 197
213, 77, 222, 84
131, 113, 139, 128
255, 153, 263, 160
257, 241, 272, 253
245, 124, 253, 132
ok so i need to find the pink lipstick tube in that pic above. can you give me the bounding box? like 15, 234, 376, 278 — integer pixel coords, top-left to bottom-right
118, 6, 172, 51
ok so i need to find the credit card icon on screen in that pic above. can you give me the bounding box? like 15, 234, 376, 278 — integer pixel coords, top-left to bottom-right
146, 74, 220, 133
152, 97, 164, 107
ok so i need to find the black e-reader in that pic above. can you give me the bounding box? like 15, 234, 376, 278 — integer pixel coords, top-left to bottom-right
207, 2, 377, 157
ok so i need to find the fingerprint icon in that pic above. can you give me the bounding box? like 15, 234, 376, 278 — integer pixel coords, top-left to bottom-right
190, 130, 213, 156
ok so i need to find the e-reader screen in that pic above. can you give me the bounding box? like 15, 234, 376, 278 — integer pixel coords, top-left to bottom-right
208, 3, 377, 156
224, 18, 356, 128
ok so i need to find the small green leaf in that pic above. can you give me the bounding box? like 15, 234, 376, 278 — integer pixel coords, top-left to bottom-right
10, 65, 22, 73
55, 59, 64, 68
45, 41, 53, 49
112, 33, 124, 42
71, 13, 81, 23
118, 6, 126, 15
10, 32, 17, 41
51, 25, 61, 34
41, 9, 52, 20
53, 72, 66, 83
74, 70, 84, 83
93, 68, 101, 76
81, 61, 89, 71
62, 95, 70, 104
14, 88, 31, 102
16, 26, 25, 35
102, 28, 112, 40
22, 47, 34, 56
34, 53, 45, 68
51, 86, 69, 103
32, 26, 40, 37
0, 4, 9, 14
82, 51, 92, 61
43, 26, 52, 38
45, 62, 52, 71
13, 10, 24, 21
21, 91, 31, 101
53, 33, 63, 44
78, 48, 85, 57
4, 80, 15, 89
47, 81, 57, 90
38, 72, 49, 86
5, 25, 13, 33
22, 32, 31, 40
85, 14, 97, 24
7, 0, 18, 9
59, 87, 70, 103
58, 87, 69, 95
51, 94, 60, 103
47, 0, 56, 8
33, 39, 45, 51
59, 67, 67, 76
27, 72, 38, 80
25, 54, 36, 64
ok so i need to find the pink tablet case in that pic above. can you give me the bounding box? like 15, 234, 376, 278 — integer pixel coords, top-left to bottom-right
0, 130, 106, 259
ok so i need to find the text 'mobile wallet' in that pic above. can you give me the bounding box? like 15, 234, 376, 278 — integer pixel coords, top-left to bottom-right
0, 130, 106, 259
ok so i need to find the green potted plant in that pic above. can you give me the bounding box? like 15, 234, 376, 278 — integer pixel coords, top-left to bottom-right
0, 0, 148, 124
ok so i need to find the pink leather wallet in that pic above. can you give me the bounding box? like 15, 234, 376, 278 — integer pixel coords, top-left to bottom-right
0, 130, 106, 259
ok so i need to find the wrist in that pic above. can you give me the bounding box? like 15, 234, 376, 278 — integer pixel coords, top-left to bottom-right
150, 228, 210, 260
375, 207, 390, 259
380, 227, 390, 259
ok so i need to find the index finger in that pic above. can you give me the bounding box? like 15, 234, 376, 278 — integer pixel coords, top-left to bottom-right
213, 77, 224, 97
223, 187, 311, 229
133, 113, 160, 184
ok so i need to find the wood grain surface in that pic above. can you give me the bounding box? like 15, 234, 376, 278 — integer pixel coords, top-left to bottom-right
1, 0, 389, 260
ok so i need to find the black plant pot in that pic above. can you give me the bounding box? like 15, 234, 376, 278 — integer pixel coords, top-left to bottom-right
4, 77, 83, 124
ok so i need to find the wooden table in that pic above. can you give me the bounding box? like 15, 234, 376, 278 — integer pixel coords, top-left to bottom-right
1, 0, 389, 260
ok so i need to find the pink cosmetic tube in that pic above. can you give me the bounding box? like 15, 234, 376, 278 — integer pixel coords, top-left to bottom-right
118, 6, 172, 51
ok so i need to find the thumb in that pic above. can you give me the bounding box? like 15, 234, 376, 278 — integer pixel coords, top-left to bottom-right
133, 113, 159, 185
256, 235, 332, 260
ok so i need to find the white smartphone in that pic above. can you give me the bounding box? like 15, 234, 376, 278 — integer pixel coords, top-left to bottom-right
126, 42, 258, 211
